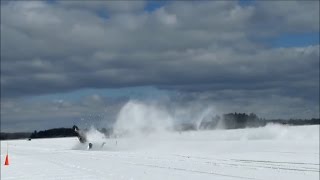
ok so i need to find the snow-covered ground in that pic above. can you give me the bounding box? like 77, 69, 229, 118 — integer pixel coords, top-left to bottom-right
1, 124, 319, 180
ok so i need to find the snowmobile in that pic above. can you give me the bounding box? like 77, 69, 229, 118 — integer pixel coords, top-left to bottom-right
73, 125, 107, 150
73, 125, 87, 143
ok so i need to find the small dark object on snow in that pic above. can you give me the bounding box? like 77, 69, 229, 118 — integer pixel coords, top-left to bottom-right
88, 143, 93, 149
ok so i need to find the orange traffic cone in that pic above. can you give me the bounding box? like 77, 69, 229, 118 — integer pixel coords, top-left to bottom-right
4, 154, 9, 166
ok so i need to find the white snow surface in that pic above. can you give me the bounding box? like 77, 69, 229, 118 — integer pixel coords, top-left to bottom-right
1, 124, 319, 180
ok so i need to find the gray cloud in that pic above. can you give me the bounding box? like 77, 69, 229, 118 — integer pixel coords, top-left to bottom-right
59, 1, 146, 14
252, 1, 319, 34
0, 95, 127, 132
1, 1, 319, 131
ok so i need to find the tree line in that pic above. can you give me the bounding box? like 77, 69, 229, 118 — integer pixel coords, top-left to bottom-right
199, 113, 319, 130
29, 128, 78, 139
1, 113, 319, 140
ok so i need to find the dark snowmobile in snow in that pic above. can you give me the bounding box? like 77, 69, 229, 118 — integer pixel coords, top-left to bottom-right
73, 125, 87, 143
73, 125, 92, 149
73, 125, 107, 150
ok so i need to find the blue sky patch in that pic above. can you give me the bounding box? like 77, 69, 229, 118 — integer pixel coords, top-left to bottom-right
270, 32, 319, 48
144, 0, 168, 12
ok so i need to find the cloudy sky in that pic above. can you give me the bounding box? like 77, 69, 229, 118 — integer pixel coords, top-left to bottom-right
1, 0, 319, 132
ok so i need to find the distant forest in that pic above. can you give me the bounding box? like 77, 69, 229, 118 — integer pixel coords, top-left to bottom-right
199, 113, 320, 130
1, 113, 319, 140
0, 128, 78, 140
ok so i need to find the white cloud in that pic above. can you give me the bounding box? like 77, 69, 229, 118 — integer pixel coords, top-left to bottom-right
155, 8, 177, 25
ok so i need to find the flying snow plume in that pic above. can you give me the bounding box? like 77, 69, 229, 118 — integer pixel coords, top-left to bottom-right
85, 127, 107, 142
112, 99, 220, 136
113, 100, 174, 136
201, 123, 320, 141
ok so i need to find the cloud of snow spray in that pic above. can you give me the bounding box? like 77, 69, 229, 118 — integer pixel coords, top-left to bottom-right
113, 100, 173, 135
111, 99, 319, 141
74, 99, 319, 151
74, 99, 221, 150
206, 123, 319, 141
112, 99, 218, 136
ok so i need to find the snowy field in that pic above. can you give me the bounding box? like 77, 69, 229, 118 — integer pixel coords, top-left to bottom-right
1, 124, 319, 180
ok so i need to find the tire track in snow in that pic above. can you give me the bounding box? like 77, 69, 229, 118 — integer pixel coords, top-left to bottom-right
66, 150, 261, 179
46, 155, 109, 180
124, 161, 261, 180
173, 155, 319, 173
231, 159, 319, 166
70, 150, 319, 174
